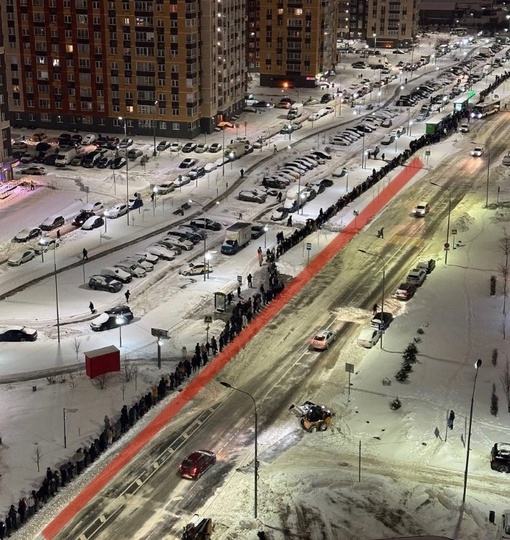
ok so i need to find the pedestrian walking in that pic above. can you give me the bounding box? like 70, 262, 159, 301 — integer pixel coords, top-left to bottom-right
30, 180, 35, 191
82, 248, 88, 260
237, 285, 242, 298
247, 273, 253, 287
273, 144, 278, 154
287, 215, 293, 227
182, 346, 187, 360
373, 303, 378, 316
89, 301, 96, 314
448, 410, 455, 429
56, 229, 61, 241
381, 153, 385, 161
239, 212, 243, 220
125, 289, 130, 303
377, 227, 384, 239
277, 191, 282, 203
240, 168, 244, 177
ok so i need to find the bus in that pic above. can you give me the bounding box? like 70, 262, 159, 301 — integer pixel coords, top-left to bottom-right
472, 100, 500, 119
453, 91, 476, 112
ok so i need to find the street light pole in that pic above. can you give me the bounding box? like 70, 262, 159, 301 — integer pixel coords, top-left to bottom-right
430, 182, 452, 264
358, 249, 385, 349
119, 116, 130, 225
53, 247, 61, 343
152, 100, 158, 156
222, 127, 226, 178
263, 225, 268, 249
220, 382, 258, 519
462, 359, 483, 504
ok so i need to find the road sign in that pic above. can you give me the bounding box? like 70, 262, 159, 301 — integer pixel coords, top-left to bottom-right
204, 315, 212, 324
444, 242, 450, 250
378, 323, 386, 331
151, 328, 170, 339
451, 228, 457, 235
306, 242, 312, 251
345, 362, 354, 373
237, 275, 242, 284
425, 150, 431, 156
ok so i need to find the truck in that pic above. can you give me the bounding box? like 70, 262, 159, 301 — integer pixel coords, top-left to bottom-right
367, 55, 390, 69
220, 222, 252, 255
287, 102, 304, 120
224, 142, 246, 161
55, 146, 77, 167
479, 46, 494, 58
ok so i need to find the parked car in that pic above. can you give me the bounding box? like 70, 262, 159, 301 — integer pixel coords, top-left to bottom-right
127, 148, 143, 161
133, 251, 159, 265
114, 260, 147, 278
146, 244, 177, 260
82, 134, 97, 145
250, 225, 265, 239
20, 166, 46, 175
118, 138, 134, 148
100, 267, 132, 283
381, 134, 395, 145
406, 268, 427, 286
14, 227, 42, 243
173, 174, 191, 187
40, 215, 65, 231
357, 326, 382, 348
128, 196, 143, 211
208, 143, 222, 153
238, 189, 267, 203
189, 166, 206, 179
195, 143, 209, 153
459, 124, 470, 133
125, 255, 154, 272
179, 263, 212, 276
179, 450, 216, 480
169, 142, 182, 152
110, 156, 127, 169
88, 275, 123, 293
34, 237, 59, 253
271, 206, 289, 222
160, 236, 193, 251
395, 282, 417, 301
182, 142, 197, 153
156, 140, 171, 151
371, 311, 393, 330
416, 259, 436, 274
309, 330, 337, 350
412, 201, 430, 217
81, 201, 104, 215
105, 203, 128, 219
8, 249, 36, 266
82, 216, 105, 230
190, 218, 222, 231
90, 305, 134, 331
154, 181, 175, 195
503, 153, 510, 167
0, 326, 38, 342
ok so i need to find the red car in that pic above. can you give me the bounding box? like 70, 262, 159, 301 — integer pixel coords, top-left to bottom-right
179, 450, 216, 480
395, 282, 417, 301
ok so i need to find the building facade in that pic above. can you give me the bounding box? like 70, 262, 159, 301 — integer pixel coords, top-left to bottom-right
1, 0, 246, 139
258, 0, 338, 89
366, 0, 420, 49
0, 15, 11, 180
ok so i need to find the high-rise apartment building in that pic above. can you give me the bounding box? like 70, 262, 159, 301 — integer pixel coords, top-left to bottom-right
2, 0, 246, 140
366, 0, 420, 49
0, 19, 11, 177
258, 0, 338, 89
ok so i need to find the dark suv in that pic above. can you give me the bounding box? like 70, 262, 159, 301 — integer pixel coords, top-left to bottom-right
90, 305, 133, 331
491, 443, 510, 472
88, 275, 123, 293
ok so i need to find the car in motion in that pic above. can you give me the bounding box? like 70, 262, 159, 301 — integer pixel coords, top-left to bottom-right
412, 202, 430, 217
357, 326, 381, 348
14, 227, 42, 243
179, 158, 197, 169
88, 275, 123, 293
178, 450, 216, 480
309, 330, 337, 350
82, 216, 105, 230
471, 146, 484, 157
179, 263, 211, 276
8, 249, 36, 266
90, 305, 134, 331
72, 211, 95, 227
189, 218, 222, 231
0, 326, 38, 342
20, 165, 46, 175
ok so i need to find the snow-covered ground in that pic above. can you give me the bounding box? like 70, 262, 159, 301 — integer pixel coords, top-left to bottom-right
1, 36, 509, 539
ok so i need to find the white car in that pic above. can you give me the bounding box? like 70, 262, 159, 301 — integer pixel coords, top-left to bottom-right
114, 260, 147, 278
357, 326, 382, 348
173, 175, 191, 187
169, 142, 182, 152
154, 181, 175, 195
459, 124, 470, 133
8, 249, 36, 266
133, 251, 159, 265
105, 203, 128, 219
82, 216, 104, 230
146, 244, 177, 260
14, 227, 42, 243
81, 134, 97, 145
406, 268, 427, 287
34, 237, 59, 253
126, 255, 154, 272
81, 201, 104, 215
308, 112, 323, 121
412, 202, 430, 217
160, 236, 194, 251
204, 162, 217, 173
471, 146, 484, 157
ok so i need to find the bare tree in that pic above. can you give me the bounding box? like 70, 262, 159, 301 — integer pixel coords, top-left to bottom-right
501, 359, 510, 412
68, 372, 77, 389
95, 373, 107, 390
72, 337, 82, 360
32, 443, 43, 472
123, 360, 136, 382
46, 375, 56, 385
134, 366, 139, 391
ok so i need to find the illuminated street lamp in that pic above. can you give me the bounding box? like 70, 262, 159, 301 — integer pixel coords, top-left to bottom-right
152, 100, 158, 156
263, 225, 268, 248
462, 359, 483, 504
219, 381, 259, 519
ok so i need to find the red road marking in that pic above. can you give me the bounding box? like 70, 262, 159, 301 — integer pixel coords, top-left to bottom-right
42, 157, 423, 539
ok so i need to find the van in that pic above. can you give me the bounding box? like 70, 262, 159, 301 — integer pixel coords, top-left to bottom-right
55, 147, 77, 167
100, 267, 132, 283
